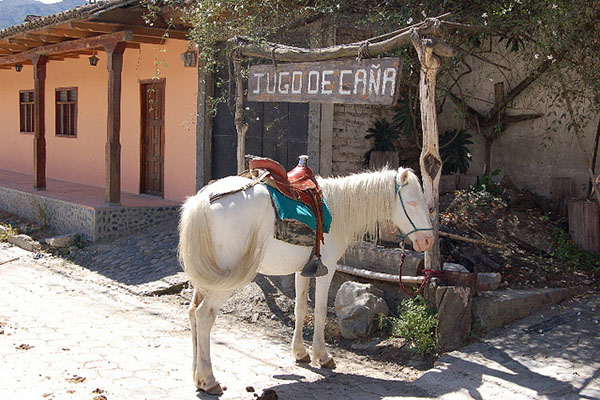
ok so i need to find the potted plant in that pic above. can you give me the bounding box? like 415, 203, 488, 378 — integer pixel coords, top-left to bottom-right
364, 118, 400, 169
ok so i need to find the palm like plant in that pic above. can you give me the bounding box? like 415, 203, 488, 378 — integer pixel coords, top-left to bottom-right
364, 119, 400, 166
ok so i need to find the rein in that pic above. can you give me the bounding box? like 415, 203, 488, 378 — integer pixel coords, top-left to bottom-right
394, 173, 441, 296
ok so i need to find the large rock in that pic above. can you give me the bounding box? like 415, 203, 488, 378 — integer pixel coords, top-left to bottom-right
435, 286, 472, 352
45, 233, 78, 249
8, 234, 41, 252
334, 281, 389, 339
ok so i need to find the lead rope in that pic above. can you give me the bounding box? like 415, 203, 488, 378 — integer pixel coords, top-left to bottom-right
397, 240, 444, 297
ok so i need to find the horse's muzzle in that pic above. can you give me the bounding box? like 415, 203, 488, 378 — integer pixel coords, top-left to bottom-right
411, 231, 434, 252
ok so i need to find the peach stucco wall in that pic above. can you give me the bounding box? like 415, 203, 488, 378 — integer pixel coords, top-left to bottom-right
0, 66, 35, 174
0, 39, 198, 202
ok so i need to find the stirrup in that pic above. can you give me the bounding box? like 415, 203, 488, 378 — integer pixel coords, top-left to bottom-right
300, 255, 328, 277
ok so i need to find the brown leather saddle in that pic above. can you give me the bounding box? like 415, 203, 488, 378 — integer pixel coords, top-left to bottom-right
247, 155, 328, 277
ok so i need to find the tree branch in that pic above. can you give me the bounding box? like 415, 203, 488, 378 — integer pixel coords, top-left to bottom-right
488, 58, 553, 120
229, 16, 456, 62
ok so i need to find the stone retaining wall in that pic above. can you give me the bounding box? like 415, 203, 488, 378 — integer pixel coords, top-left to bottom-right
0, 186, 178, 241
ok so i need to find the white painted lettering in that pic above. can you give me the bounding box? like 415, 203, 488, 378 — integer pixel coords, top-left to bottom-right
291, 71, 303, 94
354, 69, 367, 95
278, 71, 290, 94
369, 65, 381, 96
382, 67, 397, 96
253, 72, 265, 94
307, 70, 320, 94
266, 72, 276, 94
321, 70, 334, 94
339, 70, 352, 95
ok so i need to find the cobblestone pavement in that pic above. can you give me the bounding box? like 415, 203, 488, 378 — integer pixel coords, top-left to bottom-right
67, 219, 187, 295
2, 237, 600, 400
0, 243, 430, 400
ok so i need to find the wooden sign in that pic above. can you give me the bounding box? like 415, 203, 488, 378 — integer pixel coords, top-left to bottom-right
247, 57, 402, 104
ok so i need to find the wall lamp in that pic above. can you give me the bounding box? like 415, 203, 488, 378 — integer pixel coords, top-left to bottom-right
88, 53, 99, 66
15, 63, 23, 72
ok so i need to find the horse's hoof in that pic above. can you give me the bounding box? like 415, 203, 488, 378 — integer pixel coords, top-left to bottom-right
295, 354, 311, 364
204, 382, 224, 395
321, 357, 336, 369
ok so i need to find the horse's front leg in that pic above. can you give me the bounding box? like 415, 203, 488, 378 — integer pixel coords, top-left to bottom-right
292, 272, 311, 363
312, 267, 336, 368
192, 290, 232, 394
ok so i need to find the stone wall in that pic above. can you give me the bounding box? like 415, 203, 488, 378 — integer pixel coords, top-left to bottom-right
94, 206, 179, 242
330, 26, 407, 176
0, 186, 178, 241
332, 104, 397, 175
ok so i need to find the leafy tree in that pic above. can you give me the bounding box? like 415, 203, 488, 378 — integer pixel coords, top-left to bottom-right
148, 0, 600, 177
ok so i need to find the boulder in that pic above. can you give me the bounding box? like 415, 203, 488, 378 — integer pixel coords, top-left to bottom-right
334, 281, 389, 339
477, 272, 502, 291
46, 233, 78, 249
435, 286, 472, 351
8, 234, 41, 252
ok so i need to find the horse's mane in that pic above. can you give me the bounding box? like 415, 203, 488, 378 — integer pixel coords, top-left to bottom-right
318, 167, 415, 246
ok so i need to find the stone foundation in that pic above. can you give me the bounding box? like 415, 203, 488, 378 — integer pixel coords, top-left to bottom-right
0, 186, 178, 241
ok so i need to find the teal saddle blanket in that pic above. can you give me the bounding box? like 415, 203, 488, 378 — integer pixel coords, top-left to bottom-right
265, 185, 331, 233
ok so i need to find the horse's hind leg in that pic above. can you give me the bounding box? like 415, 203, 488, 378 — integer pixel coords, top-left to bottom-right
292, 272, 311, 363
191, 290, 232, 394
188, 288, 204, 384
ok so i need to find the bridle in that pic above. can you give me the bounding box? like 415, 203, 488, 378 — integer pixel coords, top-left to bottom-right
395, 173, 441, 297
394, 174, 433, 241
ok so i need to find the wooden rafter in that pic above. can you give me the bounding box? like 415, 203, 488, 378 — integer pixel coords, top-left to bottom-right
25, 33, 64, 43
0, 31, 133, 66
0, 42, 30, 51
70, 21, 188, 40
45, 27, 94, 38
9, 37, 45, 46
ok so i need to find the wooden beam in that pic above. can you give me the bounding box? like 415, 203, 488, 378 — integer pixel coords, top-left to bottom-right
46, 27, 94, 38
131, 35, 165, 45
230, 17, 453, 62
25, 33, 64, 43
0, 42, 30, 52
70, 21, 120, 33
71, 21, 188, 40
0, 31, 133, 66
9, 37, 45, 46
104, 41, 127, 206
33, 55, 48, 190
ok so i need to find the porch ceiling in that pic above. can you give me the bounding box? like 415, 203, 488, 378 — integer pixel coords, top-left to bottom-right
0, 0, 189, 69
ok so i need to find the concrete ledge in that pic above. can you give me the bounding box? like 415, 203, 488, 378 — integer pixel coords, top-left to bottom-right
472, 287, 588, 330
0, 185, 178, 242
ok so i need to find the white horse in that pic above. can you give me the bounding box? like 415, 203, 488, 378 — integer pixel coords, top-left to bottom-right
178, 167, 434, 394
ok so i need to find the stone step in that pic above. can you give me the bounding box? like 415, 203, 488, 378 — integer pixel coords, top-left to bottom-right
472, 287, 589, 331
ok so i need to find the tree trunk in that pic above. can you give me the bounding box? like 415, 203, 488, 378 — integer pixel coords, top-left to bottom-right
233, 58, 249, 173
483, 135, 492, 176
411, 28, 443, 270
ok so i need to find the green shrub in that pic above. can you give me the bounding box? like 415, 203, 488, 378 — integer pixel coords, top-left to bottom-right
551, 228, 600, 273
0, 224, 17, 242
392, 295, 439, 355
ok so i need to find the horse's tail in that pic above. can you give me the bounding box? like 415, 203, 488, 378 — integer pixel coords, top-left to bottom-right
178, 191, 265, 292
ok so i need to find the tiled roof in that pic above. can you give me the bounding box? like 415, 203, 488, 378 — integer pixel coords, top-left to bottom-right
0, 0, 138, 40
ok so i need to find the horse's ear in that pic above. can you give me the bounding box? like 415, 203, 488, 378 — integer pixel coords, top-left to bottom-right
399, 169, 410, 184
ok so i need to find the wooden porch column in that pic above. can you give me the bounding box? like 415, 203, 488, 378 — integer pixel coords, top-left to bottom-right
32, 54, 48, 190
104, 42, 126, 205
